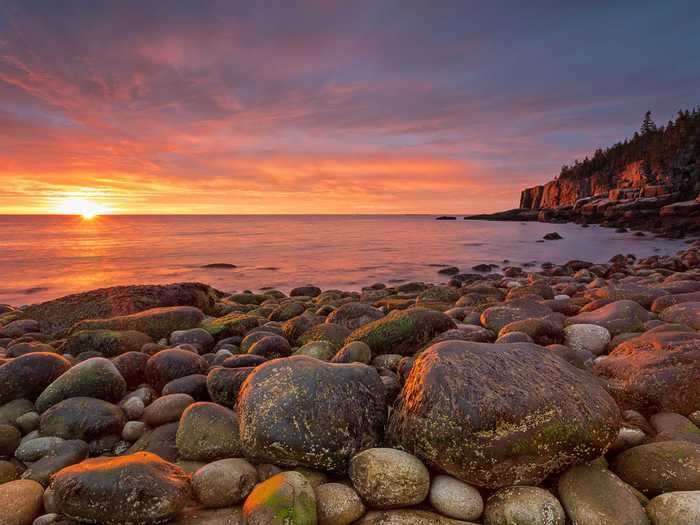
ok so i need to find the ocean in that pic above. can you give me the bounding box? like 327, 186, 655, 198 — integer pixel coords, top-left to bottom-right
0, 215, 689, 306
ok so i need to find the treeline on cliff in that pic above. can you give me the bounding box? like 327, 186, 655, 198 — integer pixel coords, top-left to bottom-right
558, 107, 700, 194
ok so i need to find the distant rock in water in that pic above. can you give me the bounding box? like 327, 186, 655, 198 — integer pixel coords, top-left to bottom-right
201, 263, 237, 269
435, 216, 457, 220
543, 232, 563, 240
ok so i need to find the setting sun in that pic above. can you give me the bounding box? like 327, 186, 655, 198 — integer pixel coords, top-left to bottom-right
56, 197, 110, 219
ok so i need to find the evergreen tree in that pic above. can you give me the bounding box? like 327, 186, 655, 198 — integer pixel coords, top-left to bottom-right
641, 111, 657, 135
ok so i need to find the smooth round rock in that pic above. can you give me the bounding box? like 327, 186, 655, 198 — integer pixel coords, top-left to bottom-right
143, 393, 194, 427
0, 479, 44, 525
484, 486, 565, 525
0, 423, 22, 455
170, 328, 215, 352
176, 402, 242, 461
564, 324, 612, 356
50, 452, 191, 525
146, 349, 208, 393
349, 448, 430, 509
429, 474, 483, 521
331, 341, 372, 364
315, 483, 365, 525
646, 491, 700, 525
242, 471, 317, 525
192, 458, 257, 508
0, 353, 71, 404
39, 397, 125, 441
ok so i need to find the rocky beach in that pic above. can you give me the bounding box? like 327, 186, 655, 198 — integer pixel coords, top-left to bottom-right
0, 240, 700, 524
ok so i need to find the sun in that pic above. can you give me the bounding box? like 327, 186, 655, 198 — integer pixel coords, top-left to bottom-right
56, 197, 110, 219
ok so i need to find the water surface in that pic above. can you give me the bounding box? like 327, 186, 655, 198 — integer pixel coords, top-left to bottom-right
0, 215, 688, 306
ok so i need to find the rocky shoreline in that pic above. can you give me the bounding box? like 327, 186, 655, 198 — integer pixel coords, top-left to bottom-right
1, 244, 700, 524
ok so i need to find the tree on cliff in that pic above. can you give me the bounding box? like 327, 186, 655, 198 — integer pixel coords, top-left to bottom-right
641, 111, 657, 135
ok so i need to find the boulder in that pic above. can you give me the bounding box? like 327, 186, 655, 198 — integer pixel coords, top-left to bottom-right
71, 306, 206, 340
388, 341, 620, 488
429, 475, 483, 521
325, 302, 384, 330
298, 323, 352, 351
50, 452, 191, 524
585, 283, 668, 309
176, 402, 243, 461
170, 328, 215, 352
242, 471, 317, 525
0, 479, 44, 525
143, 393, 194, 427
566, 300, 654, 336
238, 356, 386, 472
612, 441, 700, 496
659, 302, 700, 329
62, 329, 152, 358
646, 491, 700, 525
593, 331, 700, 415
200, 313, 259, 339
192, 458, 257, 508
112, 351, 150, 389
21, 439, 88, 486
346, 307, 456, 356
480, 300, 552, 333
247, 335, 292, 359
349, 448, 430, 509
0, 353, 71, 404
19, 282, 219, 337
35, 357, 127, 413
206, 367, 254, 408
498, 318, 564, 345
315, 483, 365, 525
40, 397, 125, 441
564, 324, 611, 356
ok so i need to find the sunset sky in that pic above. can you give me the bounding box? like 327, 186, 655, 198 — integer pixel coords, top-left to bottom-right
1, 1, 699, 214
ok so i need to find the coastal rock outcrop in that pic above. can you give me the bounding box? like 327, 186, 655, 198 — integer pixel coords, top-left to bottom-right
388, 341, 620, 488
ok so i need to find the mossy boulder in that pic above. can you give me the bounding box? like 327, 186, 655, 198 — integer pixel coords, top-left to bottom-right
242, 471, 317, 525
201, 313, 260, 339
50, 452, 191, 525
346, 307, 456, 356
19, 282, 220, 337
325, 302, 384, 330
294, 341, 336, 361
593, 331, 700, 415
63, 329, 152, 358
388, 341, 620, 489
71, 306, 205, 341
269, 302, 307, 322
298, 323, 351, 351
40, 397, 125, 441
415, 287, 461, 310
0, 353, 71, 404
238, 356, 386, 472
35, 357, 127, 413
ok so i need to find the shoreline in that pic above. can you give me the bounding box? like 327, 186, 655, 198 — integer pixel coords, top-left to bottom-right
1, 241, 700, 523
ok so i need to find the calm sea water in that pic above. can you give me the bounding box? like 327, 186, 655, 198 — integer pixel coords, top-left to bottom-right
0, 215, 689, 306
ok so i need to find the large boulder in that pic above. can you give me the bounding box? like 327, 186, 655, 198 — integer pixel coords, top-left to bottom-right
18, 282, 220, 337
0, 353, 71, 404
50, 452, 191, 524
594, 331, 700, 415
238, 356, 386, 472
35, 357, 127, 413
40, 397, 125, 441
71, 306, 206, 340
346, 307, 456, 356
566, 300, 654, 336
62, 329, 152, 358
388, 341, 620, 488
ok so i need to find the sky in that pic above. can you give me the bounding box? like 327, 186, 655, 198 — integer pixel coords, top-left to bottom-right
1, 1, 699, 214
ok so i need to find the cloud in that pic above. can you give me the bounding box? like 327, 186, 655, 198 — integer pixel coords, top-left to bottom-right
0, 1, 698, 213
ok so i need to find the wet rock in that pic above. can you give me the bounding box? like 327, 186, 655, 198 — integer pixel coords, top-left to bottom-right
146, 348, 208, 393
176, 402, 243, 461
71, 306, 206, 341
557, 464, 649, 525
480, 300, 552, 333
50, 452, 191, 525
593, 331, 700, 415
269, 302, 307, 322
122, 421, 147, 441
0, 353, 71, 404
660, 302, 700, 329
291, 285, 321, 297
564, 324, 611, 356
483, 486, 565, 525
612, 441, 700, 496
35, 357, 127, 413
18, 282, 219, 337
206, 367, 254, 408
315, 483, 365, 525
170, 328, 215, 352
162, 374, 209, 400
201, 313, 259, 339
498, 318, 563, 345
650, 412, 700, 444
40, 397, 125, 441
295, 340, 336, 360
192, 458, 257, 508
388, 341, 620, 488
112, 351, 150, 389
298, 323, 351, 351
326, 302, 384, 330
566, 300, 654, 336
543, 232, 562, 240
143, 393, 194, 427
646, 491, 700, 525
247, 335, 292, 359
238, 356, 385, 472
585, 283, 668, 309
429, 475, 483, 521
15, 436, 65, 462
0, 479, 44, 525
0, 319, 40, 339
346, 307, 456, 356
349, 448, 429, 509
21, 439, 88, 486
242, 471, 317, 525
126, 422, 179, 462
495, 331, 533, 344
222, 354, 267, 368
5, 341, 55, 357
63, 329, 152, 358
652, 291, 700, 313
